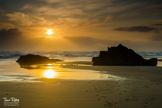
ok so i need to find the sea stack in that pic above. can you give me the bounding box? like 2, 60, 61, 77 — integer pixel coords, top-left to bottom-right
16, 54, 62, 65
92, 44, 157, 66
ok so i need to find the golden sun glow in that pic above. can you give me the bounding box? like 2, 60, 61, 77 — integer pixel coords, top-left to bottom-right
46, 29, 53, 35
47, 64, 51, 66
44, 69, 57, 78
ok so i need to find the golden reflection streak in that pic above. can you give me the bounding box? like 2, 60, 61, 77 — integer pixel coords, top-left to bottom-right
46, 64, 57, 69
47, 66, 53, 69
44, 69, 57, 78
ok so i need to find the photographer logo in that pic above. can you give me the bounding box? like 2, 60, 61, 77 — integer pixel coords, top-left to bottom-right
3, 97, 19, 106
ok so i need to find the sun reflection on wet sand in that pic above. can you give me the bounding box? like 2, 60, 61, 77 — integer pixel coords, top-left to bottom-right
44, 69, 57, 78
47, 66, 54, 69
3, 62, 123, 81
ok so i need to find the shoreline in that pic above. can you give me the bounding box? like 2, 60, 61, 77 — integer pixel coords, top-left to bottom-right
0, 65, 162, 108
1, 58, 162, 108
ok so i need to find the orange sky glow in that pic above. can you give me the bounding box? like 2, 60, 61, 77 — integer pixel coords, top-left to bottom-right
0, 0, 162, 51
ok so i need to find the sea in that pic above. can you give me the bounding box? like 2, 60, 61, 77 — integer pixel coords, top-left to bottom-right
0, 51, 162, 61
0, 51, 162, 81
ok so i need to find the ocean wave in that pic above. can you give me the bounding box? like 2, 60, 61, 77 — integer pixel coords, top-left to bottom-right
0, 51, 23, 59
137, 52, 162, 59
0, 51, 162, 60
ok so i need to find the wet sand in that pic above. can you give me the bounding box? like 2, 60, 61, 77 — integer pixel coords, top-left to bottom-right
1, 66, 162, 108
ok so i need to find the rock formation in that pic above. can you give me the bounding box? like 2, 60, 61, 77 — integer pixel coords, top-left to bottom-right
16, 54, 62, 65
92, 44, 157, 66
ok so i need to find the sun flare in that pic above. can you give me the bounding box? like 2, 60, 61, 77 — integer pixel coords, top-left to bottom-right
46, 29, 53, 35
44, 69, 57, 78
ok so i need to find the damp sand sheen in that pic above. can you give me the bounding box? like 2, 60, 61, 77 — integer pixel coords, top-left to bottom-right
0, 60, 162, 108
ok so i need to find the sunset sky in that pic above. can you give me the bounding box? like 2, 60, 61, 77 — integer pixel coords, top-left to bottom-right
0, 0, 162, 51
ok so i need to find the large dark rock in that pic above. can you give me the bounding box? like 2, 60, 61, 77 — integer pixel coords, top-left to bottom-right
92, 44, 157, 66
16, 54, 62, 65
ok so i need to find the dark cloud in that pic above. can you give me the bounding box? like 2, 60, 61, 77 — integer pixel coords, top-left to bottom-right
0, 28, 43, 50
64, 36, 162, 51
114, 26, 158, 32
0, 0, 49, 13
0, 28, 23, 43
114, 0, 162, 5
151, 24, 162, 26
1, 0, 162, 28
114, 0, 162, 21
150, 35, 162, 41
0, 28, 22, 39
0, 28, 24, 49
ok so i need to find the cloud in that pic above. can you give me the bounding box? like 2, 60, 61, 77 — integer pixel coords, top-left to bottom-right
64, 36, 123, 50
0, 28, 22, 39
17, 0, 162, 29
37, 6, 84, 16
40, 0, 62, 3
153, 20, 162, 22
33, 17, 49, 25
64, 36, 162, 51
6, 12, 32, 26
112, 0, 162, 21
151, 24, 162, 26
0, 28, 68, 51
0, 28, 24, 42
64, 36, 107, 45
0, 28, 46, 50
22, 4, 33, 9
5, 12, 50, 26
0, 22, 15, 29
0, 28, 23, 49
114, 26, 158, 32
0, 9, 4, 13
1, 0, 162, 27
150, 35, 162, 41
64, 36, 109, 50
0, 28, 42, 50
20, 0, 113, 27
11, 0, 161, 29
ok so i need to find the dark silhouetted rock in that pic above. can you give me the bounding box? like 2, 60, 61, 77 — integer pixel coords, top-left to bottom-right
16, 54, 62, 65
92, 44, 157, 66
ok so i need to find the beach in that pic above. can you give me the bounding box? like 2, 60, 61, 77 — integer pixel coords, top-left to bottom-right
1, 59, 162, 108
0, 51, 162, 108
1, 0, 162, 107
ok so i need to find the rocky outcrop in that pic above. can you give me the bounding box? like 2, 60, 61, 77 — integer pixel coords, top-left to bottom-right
16, 54, 62, 65
92, 44, 157, 66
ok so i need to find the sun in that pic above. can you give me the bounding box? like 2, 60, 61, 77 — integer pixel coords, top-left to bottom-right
44, 69, 57, 78
46, 29, 53, 35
